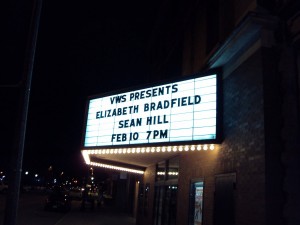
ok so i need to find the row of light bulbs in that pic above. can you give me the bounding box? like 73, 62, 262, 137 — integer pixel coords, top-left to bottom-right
89, 162, 144, 174
83, 144, 215, 155
82, 144, 216, 174
157, 171, 179, 176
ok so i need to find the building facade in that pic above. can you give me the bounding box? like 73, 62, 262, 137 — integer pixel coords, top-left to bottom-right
141, 0, 300, 224
81, 1, 300, 225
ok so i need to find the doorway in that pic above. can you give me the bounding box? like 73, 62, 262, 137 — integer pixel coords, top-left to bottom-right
153, 184, 178, 225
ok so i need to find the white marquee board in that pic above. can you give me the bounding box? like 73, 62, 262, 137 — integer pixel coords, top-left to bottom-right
84, 74, 218, 147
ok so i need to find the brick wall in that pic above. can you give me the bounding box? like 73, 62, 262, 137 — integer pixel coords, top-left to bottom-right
137, 49, 269, 225
222, 49, 266, 225
177, 150, 219, 225
177, 49, 267, 225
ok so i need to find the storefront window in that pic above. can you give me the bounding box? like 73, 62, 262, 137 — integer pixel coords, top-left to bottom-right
156, 161, 166, 181
144, 183, 150, 216
167, 157, 179, 180
153, 185, 178, 225
153, 186, 164, 225
189, 180, 204, 225
154, 157, 179, 225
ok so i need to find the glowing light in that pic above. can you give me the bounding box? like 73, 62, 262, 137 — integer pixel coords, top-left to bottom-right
82, 151, 91, 164
89, 162, 144, 174
84, 74, 218, 148
81, 144, 217, 173
157, 171, 179, 176
82, 144, 216, 157
169, 171, 179, 176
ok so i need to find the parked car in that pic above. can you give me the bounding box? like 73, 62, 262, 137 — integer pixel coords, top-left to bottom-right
44, 186, 71, 212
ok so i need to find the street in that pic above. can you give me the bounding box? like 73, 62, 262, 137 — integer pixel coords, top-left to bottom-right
0, 192, 136, 225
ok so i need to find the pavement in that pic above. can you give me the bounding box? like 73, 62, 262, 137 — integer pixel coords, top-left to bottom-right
0, 193, 136, 225
54, 205, 136, 225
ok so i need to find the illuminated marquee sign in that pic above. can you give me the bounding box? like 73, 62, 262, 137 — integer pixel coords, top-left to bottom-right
83, 73, 219, 147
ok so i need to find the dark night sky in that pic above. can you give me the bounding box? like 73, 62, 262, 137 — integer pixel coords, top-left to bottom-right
1, 0, 183, 177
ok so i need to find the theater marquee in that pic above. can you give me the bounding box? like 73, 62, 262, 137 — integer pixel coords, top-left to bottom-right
83, 73, 220, 148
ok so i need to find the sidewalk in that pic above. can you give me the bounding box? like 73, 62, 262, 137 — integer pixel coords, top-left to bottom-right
55, 205, 136, 225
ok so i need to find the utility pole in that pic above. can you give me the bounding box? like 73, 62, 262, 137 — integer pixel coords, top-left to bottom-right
3, 0, 43, 224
